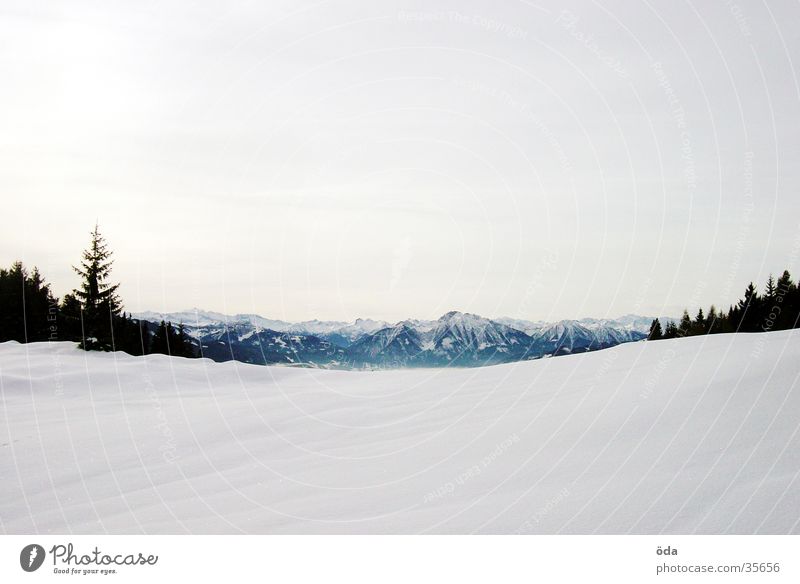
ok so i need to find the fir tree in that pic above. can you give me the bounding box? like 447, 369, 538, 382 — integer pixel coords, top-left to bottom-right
648, 318, 663, 340
176, 323, 196, 358
776, 270, 797, 329
693, 308, 706, 335
707, 305, 719, 334
679, 310, 692, 336
118, 313, 144, 356
59, 293, 84, 341
72, 224, 122, 350
735, 282, 759, 331
663, 321, 679, 339
145, 319, 197, 358
764, 274, 777, 301
138, 319, 152, 355
151, 320, 170, 355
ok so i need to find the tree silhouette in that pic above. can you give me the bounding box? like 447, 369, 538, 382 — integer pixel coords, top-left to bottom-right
693, 308, 706, 335
679, 310, 692, 337
0, 262, 58, 343
647, 318, 663, 340
72, 224, 122, 350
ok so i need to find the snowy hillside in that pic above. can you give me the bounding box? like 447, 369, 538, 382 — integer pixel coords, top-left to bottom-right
2, 330, 798, 534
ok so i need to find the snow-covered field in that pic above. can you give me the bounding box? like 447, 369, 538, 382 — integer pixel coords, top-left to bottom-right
1, 331, 798, 534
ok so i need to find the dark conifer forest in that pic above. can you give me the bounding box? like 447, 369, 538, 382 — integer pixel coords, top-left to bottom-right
647, 271, 800, 341
0, 225, 196, 358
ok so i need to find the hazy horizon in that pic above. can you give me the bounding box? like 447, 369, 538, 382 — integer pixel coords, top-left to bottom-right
2, 0, 799, 323
132, 305, 676, 326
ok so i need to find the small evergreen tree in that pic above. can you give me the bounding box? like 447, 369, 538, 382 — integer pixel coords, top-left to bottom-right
706, 305, 719, 334
679, 310, 692, 337
138, 319, 152, 355
117, 313, 143, 356
59, 293, 84, 341
151, 320, 170, 355
176, 323, 196, 358
735, 282, 759, 331
776, 270, 797, 329
663, 321, 679, 339
149, 320, 196, 357
648, 318, 663, 340
693, 308, 706, 335
764, 274, 776, 301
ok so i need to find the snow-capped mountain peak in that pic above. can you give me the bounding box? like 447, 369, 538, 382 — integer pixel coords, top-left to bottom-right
132, 308, 652, 368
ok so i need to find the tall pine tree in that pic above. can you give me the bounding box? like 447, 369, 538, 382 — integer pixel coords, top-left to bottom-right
735, 282, 759, 331
72, 224, 122, 350
775, 270, 797, 329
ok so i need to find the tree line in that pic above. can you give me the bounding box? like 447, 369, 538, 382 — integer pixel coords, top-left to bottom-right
3, 227, 798, 357
647, 270, 800, 340
0, 225, 196, 358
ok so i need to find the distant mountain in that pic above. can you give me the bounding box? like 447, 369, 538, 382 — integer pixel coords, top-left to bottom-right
197, 323, 347, 367
136, 309, 388, 349
347, 321, 426, 367
529, 320, 639, 356
498, 314, 677, 336
578, 314, 678, 334
427, 311, 535, 365
293, 318, 390, 347
133, 309, 653, 369
345, 312, 537, 367
135, 309, 293, 331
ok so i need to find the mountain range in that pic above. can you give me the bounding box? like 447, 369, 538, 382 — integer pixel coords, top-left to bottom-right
134, 309, 674, 369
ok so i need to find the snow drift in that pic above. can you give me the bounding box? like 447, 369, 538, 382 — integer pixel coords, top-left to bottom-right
1, 330, 798, 534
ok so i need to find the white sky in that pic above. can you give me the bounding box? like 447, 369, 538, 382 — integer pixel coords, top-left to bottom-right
2, 0, 799, 322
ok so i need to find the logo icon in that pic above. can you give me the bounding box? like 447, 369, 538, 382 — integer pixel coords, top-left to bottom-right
20, 544, 45, 572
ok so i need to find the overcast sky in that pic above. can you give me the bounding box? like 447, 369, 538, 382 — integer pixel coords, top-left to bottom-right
2, 0, 799, 323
